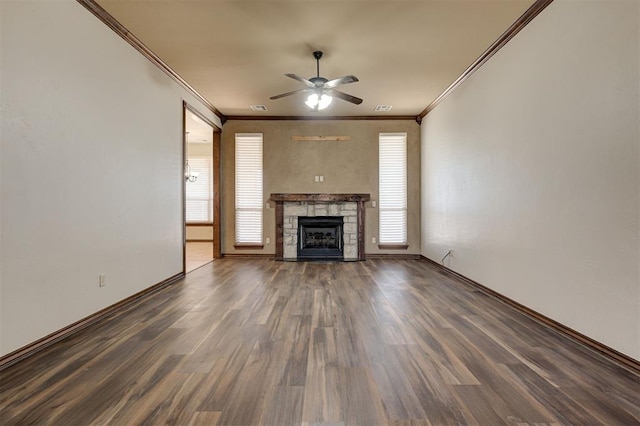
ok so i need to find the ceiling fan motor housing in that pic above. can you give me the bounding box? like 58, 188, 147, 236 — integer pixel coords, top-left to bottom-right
310, 76, 328, 86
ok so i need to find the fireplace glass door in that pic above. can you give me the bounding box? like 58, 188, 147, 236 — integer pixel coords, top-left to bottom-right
297, 216, 344, 259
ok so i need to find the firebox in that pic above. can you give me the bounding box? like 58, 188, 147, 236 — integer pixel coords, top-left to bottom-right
297, 216, 344, 260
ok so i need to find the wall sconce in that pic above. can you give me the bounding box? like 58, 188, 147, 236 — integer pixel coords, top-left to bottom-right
185, 161, 199, 182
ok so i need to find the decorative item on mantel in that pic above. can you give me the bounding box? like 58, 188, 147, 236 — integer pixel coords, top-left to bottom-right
269, 193, 370, 262
291, 136, 351, 141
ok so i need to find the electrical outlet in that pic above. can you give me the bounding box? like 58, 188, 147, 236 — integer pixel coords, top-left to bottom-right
266, 237, 271, 244
99, 274, 106, 287
266, 202, 270, 209
372, 200, 377, 208
441, 249, 454, 265
372, 237, 377, 244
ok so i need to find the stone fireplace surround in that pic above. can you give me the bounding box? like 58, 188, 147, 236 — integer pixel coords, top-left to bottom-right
269, 193, 371, 261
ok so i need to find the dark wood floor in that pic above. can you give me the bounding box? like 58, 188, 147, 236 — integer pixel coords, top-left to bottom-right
1, 258, 639, 425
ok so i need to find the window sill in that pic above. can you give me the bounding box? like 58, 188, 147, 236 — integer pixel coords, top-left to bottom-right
234, 244, 264, 249
186, 222, 214, 226
378, 244, 409, 250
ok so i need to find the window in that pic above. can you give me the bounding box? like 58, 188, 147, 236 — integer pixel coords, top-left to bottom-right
379, 133, 407, 245
185, 157, 212, 223
235, 133, 263, 245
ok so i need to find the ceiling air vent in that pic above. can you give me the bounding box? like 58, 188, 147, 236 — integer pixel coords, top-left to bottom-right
375, 105, 392, 112
250, 105, 268, 111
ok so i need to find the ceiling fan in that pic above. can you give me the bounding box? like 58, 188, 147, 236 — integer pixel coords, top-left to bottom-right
270, 51, 363, 110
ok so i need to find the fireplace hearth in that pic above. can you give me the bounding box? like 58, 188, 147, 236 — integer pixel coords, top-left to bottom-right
297, 216, 343, 260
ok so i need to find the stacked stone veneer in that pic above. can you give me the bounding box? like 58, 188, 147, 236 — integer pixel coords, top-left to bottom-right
283, 201, 358, 260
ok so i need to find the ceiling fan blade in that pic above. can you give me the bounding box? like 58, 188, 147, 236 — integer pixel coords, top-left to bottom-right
324, 75, 359, 88
285, 73, 315, 88
326, 89, 363, 105
269, 88, 313, 100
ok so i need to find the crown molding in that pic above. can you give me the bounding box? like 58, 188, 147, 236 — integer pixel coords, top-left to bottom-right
225, 115, 419, 122
77, 0, 226, 123
77, 0, 552, 126
417, 0, 554, 122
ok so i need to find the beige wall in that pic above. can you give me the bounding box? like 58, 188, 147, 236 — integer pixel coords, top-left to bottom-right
188, 142, 213, 158
221, 120, 420, 255
186, 226, 213, 241
421, 0, 639, 359
0, 0, 220, 355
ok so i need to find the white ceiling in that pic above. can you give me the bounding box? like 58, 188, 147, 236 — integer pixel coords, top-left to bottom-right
186, 109, 214, 144
95, 0, 536, 118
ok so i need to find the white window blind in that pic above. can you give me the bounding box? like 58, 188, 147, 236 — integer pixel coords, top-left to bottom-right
235, 133, 263, 244
185, 157, 212, 223
379, 133, 407, 245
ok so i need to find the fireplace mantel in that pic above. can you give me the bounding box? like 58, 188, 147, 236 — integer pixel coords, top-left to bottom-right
270, 193, 370, 203
269, 193, 371, 261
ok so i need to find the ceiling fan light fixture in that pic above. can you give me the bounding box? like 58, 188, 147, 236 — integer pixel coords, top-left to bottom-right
305, 93, 319, 109
305, 92, 333, 110
318, 93, 332, 110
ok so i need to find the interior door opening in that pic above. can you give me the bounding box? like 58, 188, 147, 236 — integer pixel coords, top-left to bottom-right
183, 103, 221, 273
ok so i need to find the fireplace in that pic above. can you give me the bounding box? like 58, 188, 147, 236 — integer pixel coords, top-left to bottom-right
269, 193, 371, 261
297, 216, 343, 260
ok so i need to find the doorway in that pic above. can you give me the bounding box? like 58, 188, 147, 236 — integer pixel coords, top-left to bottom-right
183, 102, 221, 273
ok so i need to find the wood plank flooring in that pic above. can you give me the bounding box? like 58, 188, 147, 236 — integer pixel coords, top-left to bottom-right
186, 242, 214, 273
1, 258, 639, 425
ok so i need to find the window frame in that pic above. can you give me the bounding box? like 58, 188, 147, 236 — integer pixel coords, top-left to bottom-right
378, 132, 408, 248
234, 133, 264, 248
